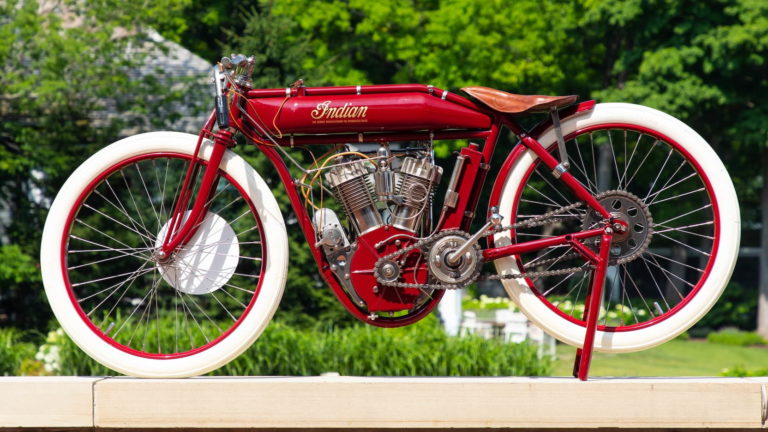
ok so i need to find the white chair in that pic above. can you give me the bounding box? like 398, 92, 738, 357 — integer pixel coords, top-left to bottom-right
497, 309, 528, 343
527, 322, 556, 358
460, 311, 493, 339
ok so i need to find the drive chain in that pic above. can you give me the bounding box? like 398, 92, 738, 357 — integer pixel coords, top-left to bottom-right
373, 201, 593, 290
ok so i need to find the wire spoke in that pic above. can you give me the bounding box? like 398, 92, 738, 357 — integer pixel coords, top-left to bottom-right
646, 162, 691, 203
93, 189, 155, 244
644, 148, 674, 201
84, 264, 153, 313
103, 178, 154, 249
524, 182, 562, 208
649, 187, 706, 206
572, 138, 598, 193
654, 204, 712, 227
534, 169, 573, 206
654, 225, 714, 240
646, 251, 705, 273
74, 219, 140, 254
135, 162, 163, 232
656, 232, 712, 256
83, 203, 157, 244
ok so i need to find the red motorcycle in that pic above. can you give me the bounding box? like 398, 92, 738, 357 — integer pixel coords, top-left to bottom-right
41, 55, 740, 379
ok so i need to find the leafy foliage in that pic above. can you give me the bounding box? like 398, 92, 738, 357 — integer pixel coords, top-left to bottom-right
694, 282, 758, 332
49, 316, 551, 376
721, 365, 768, 377
0, 0, 205, 328
247, 0, 590, 94
0, 245, 42, 327
0, 327, 38, 375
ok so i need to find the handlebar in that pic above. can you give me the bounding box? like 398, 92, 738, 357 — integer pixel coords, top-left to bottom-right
212, 54, 255, 129
220, 54, 255, 86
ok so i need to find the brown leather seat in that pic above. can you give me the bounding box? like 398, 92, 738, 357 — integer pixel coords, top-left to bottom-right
461, 86, 577, 114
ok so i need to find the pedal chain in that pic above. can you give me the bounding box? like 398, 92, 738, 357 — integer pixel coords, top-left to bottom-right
373, 201, 592, 290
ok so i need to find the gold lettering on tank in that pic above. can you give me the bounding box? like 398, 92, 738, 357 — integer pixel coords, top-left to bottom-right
311, 101, 369, 122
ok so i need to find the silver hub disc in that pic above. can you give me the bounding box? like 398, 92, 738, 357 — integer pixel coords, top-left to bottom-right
155, 211, 239, 295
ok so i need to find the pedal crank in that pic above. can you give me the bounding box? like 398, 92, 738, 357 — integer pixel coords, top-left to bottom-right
445, 206, 503, 266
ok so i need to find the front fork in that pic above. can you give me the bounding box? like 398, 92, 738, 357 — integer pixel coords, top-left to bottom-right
158, 128, 234, 259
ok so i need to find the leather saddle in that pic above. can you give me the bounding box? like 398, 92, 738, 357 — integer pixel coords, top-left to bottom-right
462, 86, 577, 115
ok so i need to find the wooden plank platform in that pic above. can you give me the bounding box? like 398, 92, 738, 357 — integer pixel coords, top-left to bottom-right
1, 376, 766, 430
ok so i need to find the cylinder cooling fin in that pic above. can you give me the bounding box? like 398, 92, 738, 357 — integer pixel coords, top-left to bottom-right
325, 160, 383, 234
391, 157, 442, 232
323, 149, 441, 236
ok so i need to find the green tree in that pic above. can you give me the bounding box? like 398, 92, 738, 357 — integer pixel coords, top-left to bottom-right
0, 0, 203, 328
264, 0, 587, 93
578, 0, 768, 333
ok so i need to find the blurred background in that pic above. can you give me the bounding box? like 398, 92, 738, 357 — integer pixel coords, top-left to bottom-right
0, 0, 766, 377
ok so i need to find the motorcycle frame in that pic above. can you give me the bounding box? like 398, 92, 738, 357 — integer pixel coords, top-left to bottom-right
160, 83, 617, 380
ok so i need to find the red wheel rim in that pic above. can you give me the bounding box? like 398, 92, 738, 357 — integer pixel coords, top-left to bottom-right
510, 124, 720, 332
60, 152, 267, 359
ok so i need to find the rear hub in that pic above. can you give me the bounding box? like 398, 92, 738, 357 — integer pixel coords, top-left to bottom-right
582, 190, 653, 264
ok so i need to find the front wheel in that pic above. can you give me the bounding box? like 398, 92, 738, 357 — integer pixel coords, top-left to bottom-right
492, 103, 740, 352
40, 132, 288, 377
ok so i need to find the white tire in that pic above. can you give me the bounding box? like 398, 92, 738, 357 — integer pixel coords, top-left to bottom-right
493, 103, 740, 352
41, 132, 288, 377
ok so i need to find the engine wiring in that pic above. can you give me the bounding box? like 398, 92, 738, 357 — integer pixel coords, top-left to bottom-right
219, 71, 442, 244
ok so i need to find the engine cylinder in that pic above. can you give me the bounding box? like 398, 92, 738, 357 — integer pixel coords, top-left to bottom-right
392, 157, 442, 232
325, 160, 382, 234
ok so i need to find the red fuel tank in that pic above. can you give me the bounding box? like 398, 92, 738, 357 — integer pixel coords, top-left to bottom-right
245, 87, 491, 135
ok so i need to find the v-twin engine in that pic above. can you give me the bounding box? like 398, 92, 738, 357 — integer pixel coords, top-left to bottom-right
324, 150, 442, 235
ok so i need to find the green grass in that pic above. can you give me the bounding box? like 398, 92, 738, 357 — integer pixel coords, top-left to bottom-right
551, 339, 768, 377
707, 328, 767, 346
51, 316, 551, 376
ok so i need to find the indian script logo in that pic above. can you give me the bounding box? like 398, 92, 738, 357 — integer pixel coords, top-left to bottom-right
311, 101, 368, 120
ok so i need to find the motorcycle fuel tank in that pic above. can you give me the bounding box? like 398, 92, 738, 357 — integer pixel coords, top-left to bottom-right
245, 86, 491, 135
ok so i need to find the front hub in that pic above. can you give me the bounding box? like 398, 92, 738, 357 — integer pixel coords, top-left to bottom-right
155, 211, 239, 295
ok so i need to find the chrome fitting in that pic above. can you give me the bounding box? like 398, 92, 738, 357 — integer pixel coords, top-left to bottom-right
552, 162, 570, 179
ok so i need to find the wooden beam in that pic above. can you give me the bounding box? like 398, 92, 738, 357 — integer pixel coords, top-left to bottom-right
1, 376, 766, 430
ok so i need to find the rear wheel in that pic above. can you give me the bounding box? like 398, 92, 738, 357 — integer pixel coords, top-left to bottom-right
41, 132, 288, 377
493, 103, 740, 352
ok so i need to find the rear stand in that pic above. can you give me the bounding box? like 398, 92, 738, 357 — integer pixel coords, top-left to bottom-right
571, 230, 614, 381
